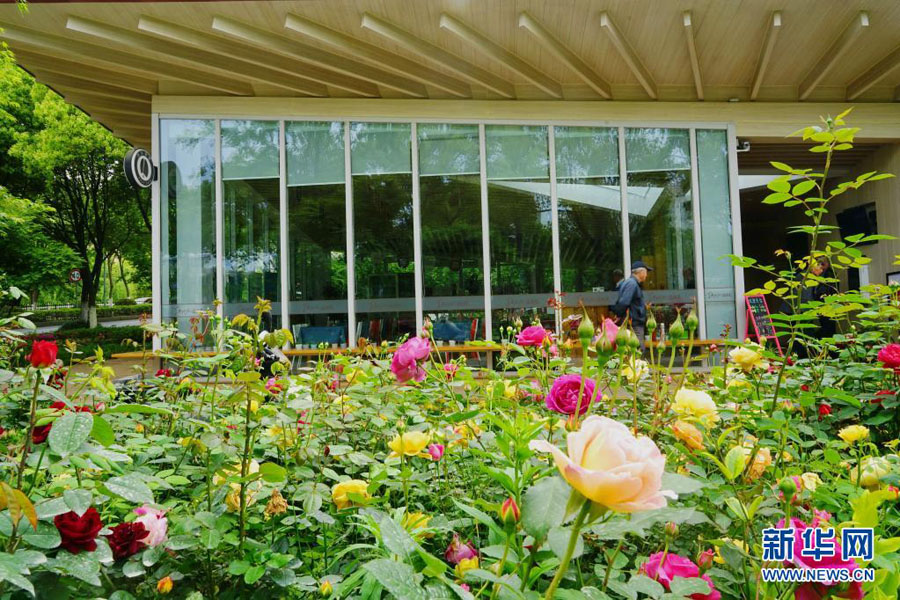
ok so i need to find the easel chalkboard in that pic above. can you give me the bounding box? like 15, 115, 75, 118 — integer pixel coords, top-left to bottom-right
744, 295, 783, 356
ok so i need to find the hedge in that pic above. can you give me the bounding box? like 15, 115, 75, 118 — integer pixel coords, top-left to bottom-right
25, 325, 149, 359
22, 304, 151, 324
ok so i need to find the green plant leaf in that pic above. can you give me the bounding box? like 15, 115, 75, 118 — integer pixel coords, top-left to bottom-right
362, 559, 430, 600
522, 476, 570, 543
104, 474, 154, 505
48, 411, 93, 458
90, 415, 115, 447
258, 462, 287, 483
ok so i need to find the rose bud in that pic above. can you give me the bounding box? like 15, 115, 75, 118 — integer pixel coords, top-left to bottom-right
500, 497, 520, 526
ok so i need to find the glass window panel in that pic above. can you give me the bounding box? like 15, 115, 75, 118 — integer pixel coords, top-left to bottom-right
351, 122, 412, 175
555, 126, 622, 338
351, 122, 415, 343
486, 125, 553, 339
286, 121, 345, 186
222, 120, 281, 329
286, 121, 348, 347
697, 129, 737, 337
160, 119, 216, 336
626, 128, 695, 328
418, 124, 485, 343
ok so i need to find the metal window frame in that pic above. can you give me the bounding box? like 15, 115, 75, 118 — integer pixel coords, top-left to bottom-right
689, 128, 708, 339
151, 113, 742, 348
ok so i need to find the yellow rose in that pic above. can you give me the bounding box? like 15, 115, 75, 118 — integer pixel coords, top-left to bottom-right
621, 359, 649, 384
388, 431, 431, 458
729, 346, 765, 372
671, 388, 719, 427
530, 416, 673, 513
402, 512, 432, 538
216, 460, 261, 511
851, 456, 890, 489
746, 447, 772, 480
672, 420, 704, 451
714, 538, 749, 564
332, 479, 370, 510
266, 424, 298, 450
839, 425, 869, 444
800, 472, 822, 491
455, 557, 479, 578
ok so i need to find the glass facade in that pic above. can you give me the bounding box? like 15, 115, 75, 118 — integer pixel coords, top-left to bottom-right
158, 119, 739, 344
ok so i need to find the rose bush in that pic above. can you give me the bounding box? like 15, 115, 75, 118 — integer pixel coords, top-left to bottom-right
0, 114, 898, 599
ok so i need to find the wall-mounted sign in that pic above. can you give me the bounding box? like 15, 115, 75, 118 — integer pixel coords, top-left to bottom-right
68, 268, 82, 283
123, 148, 156, 189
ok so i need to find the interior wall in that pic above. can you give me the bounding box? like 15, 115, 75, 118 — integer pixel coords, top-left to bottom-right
825, 143, 900, 288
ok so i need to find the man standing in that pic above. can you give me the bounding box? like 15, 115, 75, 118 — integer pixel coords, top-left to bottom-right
612, 261, 652, 347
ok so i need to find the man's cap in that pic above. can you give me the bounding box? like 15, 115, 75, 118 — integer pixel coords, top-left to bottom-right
631, 260, 653, 271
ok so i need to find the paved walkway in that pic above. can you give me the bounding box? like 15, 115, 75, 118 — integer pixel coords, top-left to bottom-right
15, 318, 142, 335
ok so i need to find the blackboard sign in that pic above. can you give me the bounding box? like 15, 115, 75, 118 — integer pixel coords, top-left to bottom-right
744, 295, 783, 355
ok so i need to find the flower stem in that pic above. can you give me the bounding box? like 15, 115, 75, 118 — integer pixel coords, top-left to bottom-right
16, 374, 41, 490
544, 500, 592, 600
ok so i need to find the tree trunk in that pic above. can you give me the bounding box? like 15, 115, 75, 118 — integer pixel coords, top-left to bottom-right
30, 288, 38, 311
107, 258, 115, 303
118, 254, 130, 298
80, 257, 102, 328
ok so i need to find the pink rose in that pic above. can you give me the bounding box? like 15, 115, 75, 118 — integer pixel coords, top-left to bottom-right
776, 517, 862, 592
444, 533, 478, 565
265, 378, 284, 394
390, 337, 431, 384
546, 374, 599, 416
795, 582, 863, 600
530, 416, 674, 513
601, 318, 618, 345
516, 325, 550, 347
641, 552, 721, 600
443, 363, 458, 380
133, 505, 168, 548
427, 443, 444, 461
877, 343, 900, 369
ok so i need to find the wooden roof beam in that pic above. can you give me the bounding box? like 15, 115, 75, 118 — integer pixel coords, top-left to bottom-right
799, 11, 869, 101
136, 16, 357, 98
438, 13, 562, 98
0, 22, 251, 95
360, 12, 515, 99
283, 13, 470, 98
682, 11, 703, 100
55, 91, 150, 117
13, 48, 159, 95
599, 12, 657, 100
750, 11, 782, 101
85, 113, 150, 130
517, 11, 610, 99
30, 70, 151, 102
847, 44, 900, 100
66, 16, 326, 97
212, 15, 427, 98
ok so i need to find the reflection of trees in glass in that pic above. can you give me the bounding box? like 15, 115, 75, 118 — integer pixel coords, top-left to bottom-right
421, 176, 483, 297
287, 185, 346, 301
625, 128, 693, 292
488, 186, 553, 295
222, 120, 280, 307
160, 119, 216, 310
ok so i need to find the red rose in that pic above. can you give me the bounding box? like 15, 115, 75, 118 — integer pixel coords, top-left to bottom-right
54, 508, 103, 554
800, 384, 810, 392
33, 402, 92, 445
106, 521, 149, 560
877, 343, 900, 369
27, 340, 58, 369
818, 403, 832, 418
872, 390, 895, 404
156, 368, 172, 377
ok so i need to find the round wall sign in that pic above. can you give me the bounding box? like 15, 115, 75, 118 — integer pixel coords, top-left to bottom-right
124, 148, 156, 189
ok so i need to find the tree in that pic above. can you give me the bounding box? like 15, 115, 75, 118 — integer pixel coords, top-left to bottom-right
0, 186, 78, 307
10, 81, 141, 327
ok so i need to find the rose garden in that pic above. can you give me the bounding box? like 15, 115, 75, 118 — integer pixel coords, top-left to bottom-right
2, 107, 900, 600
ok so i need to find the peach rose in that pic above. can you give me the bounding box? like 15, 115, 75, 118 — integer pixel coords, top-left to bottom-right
530, 416, 675, 513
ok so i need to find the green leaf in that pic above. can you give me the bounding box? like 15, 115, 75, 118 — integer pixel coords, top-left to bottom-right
259, 462, 287, 483
90, 415, 115, 447
104, 474, 154, 505
0, 553, 36, 596
51, 551, 101, 586
21, 521, 60, 549
522, 476, 570, 543
660, 472, 704, 495
362, 559, 430, 600
767, 178, 790, 193
548, 525, 584, 560
723, 446, 748, 481
791, 180, 816, 196
371, 510, 419, 561
105, 404, 173, 416
670, 576, 714, 596
627, 574, 664, 598
48, 411, 93, 457
62, 489, 92, 516
244, 565, 266, 584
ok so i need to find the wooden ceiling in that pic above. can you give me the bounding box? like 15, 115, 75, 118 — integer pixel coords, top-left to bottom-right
3, 0, 900, 148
